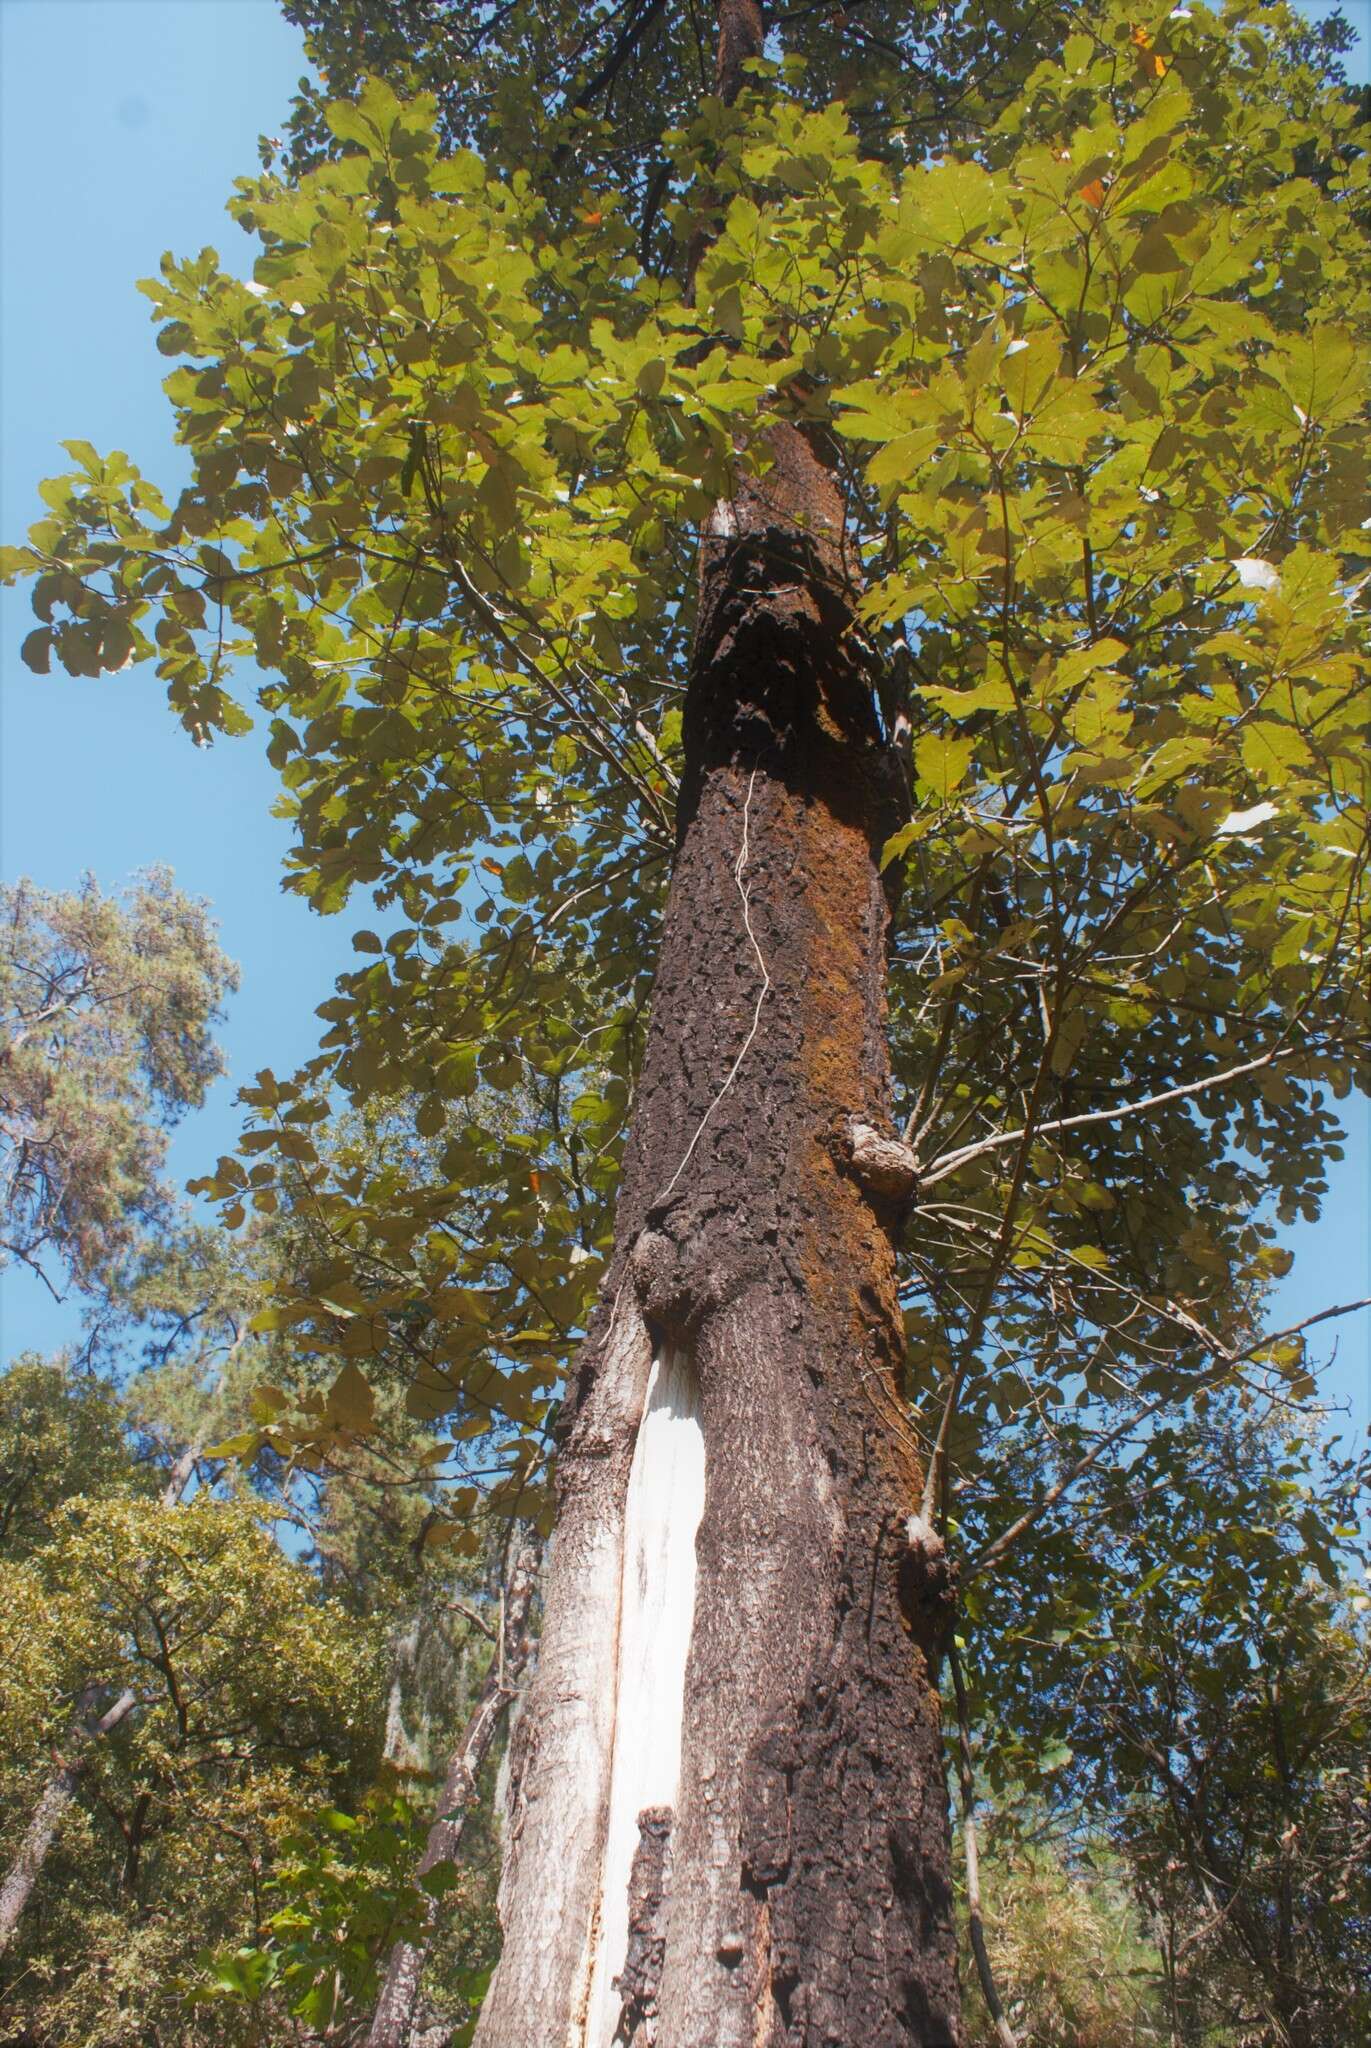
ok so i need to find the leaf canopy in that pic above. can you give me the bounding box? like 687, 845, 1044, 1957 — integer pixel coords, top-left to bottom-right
3, 0, 1368, 1506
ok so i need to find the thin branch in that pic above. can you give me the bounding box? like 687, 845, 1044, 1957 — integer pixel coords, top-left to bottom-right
919, 1044, 1300, 1188
964, 1296, 1371, 1584
948, 1640, 1020, 2048
965, 1394, 1169, 1586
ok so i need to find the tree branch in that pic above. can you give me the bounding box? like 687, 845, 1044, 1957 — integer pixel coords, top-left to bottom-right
919, 1044, 1302, 1189
948, 1640, 1019, 2048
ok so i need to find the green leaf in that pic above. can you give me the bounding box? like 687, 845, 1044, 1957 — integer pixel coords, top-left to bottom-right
326, 1361, 376, 1432
21, 627, 52, 674
866, 428, 941, 493
914, 731, 974, 800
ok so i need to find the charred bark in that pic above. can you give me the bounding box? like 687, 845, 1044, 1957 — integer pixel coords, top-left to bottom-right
476, 425, 958, 2048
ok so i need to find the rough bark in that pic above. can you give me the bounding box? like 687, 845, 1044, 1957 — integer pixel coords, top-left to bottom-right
715, 0, 766, 102
367, 1526, 540, 2048
471, 6, 960, 2038
475, 409, 959, 2048
0, 1445, 198, 1956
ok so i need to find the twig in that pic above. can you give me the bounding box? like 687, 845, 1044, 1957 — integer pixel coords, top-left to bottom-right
445, 1599, 497, 1644
963, 1295, 1371, 1584
964, 1395, 1169, 1586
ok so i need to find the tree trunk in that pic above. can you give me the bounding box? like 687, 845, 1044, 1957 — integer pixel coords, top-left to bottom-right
367, 1526, 540, 2048
473, 252, 961, 2048
0, 1684, 137, 1952
0, 1445, 198, 1954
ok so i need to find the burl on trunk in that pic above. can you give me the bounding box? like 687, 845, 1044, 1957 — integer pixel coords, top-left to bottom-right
473, 415, 961, 2047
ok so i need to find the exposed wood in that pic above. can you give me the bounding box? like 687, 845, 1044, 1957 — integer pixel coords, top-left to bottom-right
474, 1292, 656, 2036
584, 1344, 705, 2043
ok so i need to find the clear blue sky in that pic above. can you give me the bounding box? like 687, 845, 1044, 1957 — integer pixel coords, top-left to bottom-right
1, 0, 1367, 1448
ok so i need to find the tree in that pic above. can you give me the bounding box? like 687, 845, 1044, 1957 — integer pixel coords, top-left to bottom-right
0, 1186, 524, 2043
365, 1521, 540, 2048
4, 1, 1368, 2041
0, 1359, 386, 2045
953, 1396, 1371, 2047
0, 1051, 527, 2043
958, 1825, 1165, 2048
0, 870, 237, 1300
1079, 1417, 1371, 2047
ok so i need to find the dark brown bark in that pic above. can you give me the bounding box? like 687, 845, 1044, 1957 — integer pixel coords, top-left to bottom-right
647, 426, 958, 2045
715, 0, 766, 102
366, 1528, 539, 2048
473, 5, 960, 2038
477, 427, 959, 2045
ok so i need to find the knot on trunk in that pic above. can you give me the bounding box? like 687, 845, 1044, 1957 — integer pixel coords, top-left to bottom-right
897, 1515, 958, 1660
630, 1209, 764, 1340
843, 1120, 920, 1206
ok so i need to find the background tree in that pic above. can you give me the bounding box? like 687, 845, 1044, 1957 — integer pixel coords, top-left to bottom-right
0, 1354, 382, 2042
1083, 1419, 1370, 2048
959, 1827, 1165, 2048
956, 1398, 1371, 2047
0, 1016, 537, 2044
0, 870, 237, 1300
4, 0, 1369, 2041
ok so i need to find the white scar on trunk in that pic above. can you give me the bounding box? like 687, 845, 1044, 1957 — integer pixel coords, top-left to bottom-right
583, 1343, 705, 2046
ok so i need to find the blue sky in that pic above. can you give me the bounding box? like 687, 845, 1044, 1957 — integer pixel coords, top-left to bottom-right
1, 0, 1367, 1446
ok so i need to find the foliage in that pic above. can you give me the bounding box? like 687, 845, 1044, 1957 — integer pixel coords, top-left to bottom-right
276, 0, 1365, 258
0, 1354, 136, 1557
1090, 1444, 1370, 2043
962, 1828, 1165, 2047
197, 1792, 437, 2034
198, 1789, 499, 2043
2, 0, 1370, 2036
5, 5, 1365, 1514
0, 1295, 506, 2042
0, 1122, 518, 2048
0, 1406, 385, 2045
0, 870, 237, 1299
959, 1402, 1371, 2043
